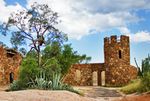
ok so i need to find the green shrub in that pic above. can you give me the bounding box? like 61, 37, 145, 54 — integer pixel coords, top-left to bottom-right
139, 72, 150, 92
141, 56, 150, 74
121, 72, 150, 94
9, 80, 25, 91
8, 56, 40, 91
121, 79, 141, 94
19, 57, 39, 88
9, 49, 80, 94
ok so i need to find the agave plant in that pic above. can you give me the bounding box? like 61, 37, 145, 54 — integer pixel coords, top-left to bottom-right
52, 72, 61, 90
29, 71, 52, 89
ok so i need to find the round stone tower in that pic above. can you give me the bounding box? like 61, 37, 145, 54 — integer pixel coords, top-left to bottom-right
104, 35, 136, 86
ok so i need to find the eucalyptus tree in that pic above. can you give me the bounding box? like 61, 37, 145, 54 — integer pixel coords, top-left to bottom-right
1, 2, 67, 66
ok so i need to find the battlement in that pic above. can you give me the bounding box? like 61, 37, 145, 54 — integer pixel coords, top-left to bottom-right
104, 35, 129, 45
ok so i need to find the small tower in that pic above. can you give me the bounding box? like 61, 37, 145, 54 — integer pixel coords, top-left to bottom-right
104, 35, 131, 86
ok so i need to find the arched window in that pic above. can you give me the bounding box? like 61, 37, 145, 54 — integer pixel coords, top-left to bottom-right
119, 50, 122, 59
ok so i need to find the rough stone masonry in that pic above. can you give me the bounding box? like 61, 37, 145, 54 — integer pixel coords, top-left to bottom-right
64, 35, 138, 86
0, 35, 137, 86
0, 46, 22, 85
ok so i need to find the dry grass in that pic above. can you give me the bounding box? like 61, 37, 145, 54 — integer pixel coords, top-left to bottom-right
120, 79, 141, 94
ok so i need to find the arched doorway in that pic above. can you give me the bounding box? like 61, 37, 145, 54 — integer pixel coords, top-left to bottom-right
75, 70, 81, 82
101, 71, 105, 86
92, 71, 98, 86
9, 72, 14, 83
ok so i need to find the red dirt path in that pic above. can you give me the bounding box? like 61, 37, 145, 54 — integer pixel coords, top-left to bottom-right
116, 94, 150, 101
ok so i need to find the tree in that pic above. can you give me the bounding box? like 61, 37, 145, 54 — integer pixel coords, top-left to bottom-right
41, 43, 91, 75
1, 2, 67, 67
17, 44, 90, 88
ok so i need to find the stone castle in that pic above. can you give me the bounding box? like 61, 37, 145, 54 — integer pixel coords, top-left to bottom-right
0, 46, 22, 85
64, 35, 138, 86
0, 35, 137, 86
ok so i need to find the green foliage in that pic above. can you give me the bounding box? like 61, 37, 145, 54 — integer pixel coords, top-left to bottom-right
51, 72, 80, 94
9, 80, 25, 91
142, 55, 150, 74
59, 44, 85, 75
139, 72, 150, 92
42, 43, 91, 75
26, 50, 38, 59
8, 53, 81, 95
4, 3, 89, 95
10, 31, 26, 49
19, 56, 39, 88
138, 55, 150, 92
121, 55, 150, 94
29, 72, 52, 89
121, 79, 141, 94
121, 73, 150, 94
0, 2, 67, 66
19, 48, 27, 56
52, 72, 61, 90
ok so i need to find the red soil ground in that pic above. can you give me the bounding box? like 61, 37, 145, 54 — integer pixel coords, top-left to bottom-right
117, 94, 150, 101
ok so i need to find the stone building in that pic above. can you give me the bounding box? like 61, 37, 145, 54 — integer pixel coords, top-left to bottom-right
64, 35, 138, 86
0, 46, 22, 85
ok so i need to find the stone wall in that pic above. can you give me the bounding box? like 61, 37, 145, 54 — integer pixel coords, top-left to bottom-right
63, 63, 105, 86
64, 35, 138, 86
105, 63, 138, 86
0, 46, 22, 85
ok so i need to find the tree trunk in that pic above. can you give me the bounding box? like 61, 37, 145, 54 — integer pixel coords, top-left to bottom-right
37, 45, 41, 67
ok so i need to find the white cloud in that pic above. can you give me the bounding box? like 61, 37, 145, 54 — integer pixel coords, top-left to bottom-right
129, 31, 150, 42
0, 0, 23, 22
118, 27, 150, 43
1, 0, 150, 40
76, 0, 150, 13
119, 27, 131, 34
26, 0, 145, 39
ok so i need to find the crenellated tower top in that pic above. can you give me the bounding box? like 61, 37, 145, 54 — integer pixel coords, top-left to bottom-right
104, 35, 130, 65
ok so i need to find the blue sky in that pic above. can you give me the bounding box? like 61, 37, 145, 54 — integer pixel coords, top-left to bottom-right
0, 0, 150, 67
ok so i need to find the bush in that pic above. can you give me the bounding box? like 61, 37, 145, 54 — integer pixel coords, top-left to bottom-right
121, 72, 150, 94
9, 80, 25, 91
9, 50, 80, 94
121, 79, 141, 94
122, 55, 150, 94
139, 72, 150, 92
19, 57, 39, 88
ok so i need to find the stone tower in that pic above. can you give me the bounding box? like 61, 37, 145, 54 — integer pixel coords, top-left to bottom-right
104, 35, 133, 86
64, 35, 137, 86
